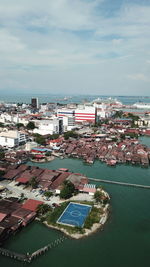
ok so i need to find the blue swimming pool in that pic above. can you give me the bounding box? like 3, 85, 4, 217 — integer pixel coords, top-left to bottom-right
57, 202, 92, 227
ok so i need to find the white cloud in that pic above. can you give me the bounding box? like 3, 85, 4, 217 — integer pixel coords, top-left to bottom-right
0, 0, 150, 95
0, 29, 25, 52
127, 73, 149, 82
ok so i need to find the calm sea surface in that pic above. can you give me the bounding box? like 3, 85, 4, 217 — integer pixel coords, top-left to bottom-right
1, 154, 150, 267
0, 94, 150, 105
139, 136, 150, 147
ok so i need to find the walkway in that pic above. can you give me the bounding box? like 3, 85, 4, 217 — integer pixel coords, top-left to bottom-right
89, 178, 150, 189
0, 236, 67, 263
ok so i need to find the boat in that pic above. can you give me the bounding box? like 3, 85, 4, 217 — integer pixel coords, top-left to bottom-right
92, 97, 123, 107
133, 102, 150, 109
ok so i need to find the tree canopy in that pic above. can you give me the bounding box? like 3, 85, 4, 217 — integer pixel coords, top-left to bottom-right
49, 133, 60, 140
64, 131, 78, 140
0, 151, 5, 160
60, 181, 75, 199
37, 204, 52, 215
0, 122, 5, 128
29, 176, 38, 189
35, 135, 46, 145
26, 121, 36, 130
16, 123, 24, 129
94, 191, 102, 203
44, 191, 53, 198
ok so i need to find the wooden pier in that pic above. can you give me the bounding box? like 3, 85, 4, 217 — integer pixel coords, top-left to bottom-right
89, 178, 150, 189
0, 236, 67, 263
0, 247, 30, 262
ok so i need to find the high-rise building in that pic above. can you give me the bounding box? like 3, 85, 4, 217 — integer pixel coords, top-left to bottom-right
31, 98, 39, 109
75, 106, 96, 123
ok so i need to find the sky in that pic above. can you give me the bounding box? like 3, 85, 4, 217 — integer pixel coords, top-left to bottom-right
0, 0, 150, 96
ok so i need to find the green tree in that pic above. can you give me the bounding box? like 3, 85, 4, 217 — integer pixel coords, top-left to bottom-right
16, 123, 24, 129
64, 131, 78, 140
94, 191, 102, 203
44, 191, 53, 198
49, 133, 60, 140
29, 176, 38, 189
0, 170, 5, 176
20, 193, 25, 199
120, 133, 126, 140
37, 204, 52, 215
35, 135, 46, 145
0, 122, 5, 128
0, 151, 5, 160
45, 151, 51, 157
113, 110, 123, 118
60, 181, 75, 199
27, 121, 36, 130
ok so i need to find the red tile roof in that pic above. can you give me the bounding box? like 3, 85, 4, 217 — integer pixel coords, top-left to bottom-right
0, 213, 7, 222
22, 199, 43, 212
12, 208, 32, 219
16, 177, 30, 184
82, 187, 96, 193
50, 172, 71, 190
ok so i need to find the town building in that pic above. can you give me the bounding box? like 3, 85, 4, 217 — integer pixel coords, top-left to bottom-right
33, 117, 62, 135
0, 131, 28, 148
75, 105, 96, 123
31, 98, 39, 109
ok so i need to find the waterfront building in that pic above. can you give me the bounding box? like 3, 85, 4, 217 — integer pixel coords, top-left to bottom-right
22, 199, 43, 212
0, 198, 39, 243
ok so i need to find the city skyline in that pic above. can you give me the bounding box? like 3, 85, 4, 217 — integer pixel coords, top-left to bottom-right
0, 0, 150, 96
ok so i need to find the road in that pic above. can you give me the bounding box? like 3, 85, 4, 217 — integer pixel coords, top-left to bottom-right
0, 180, 93, 204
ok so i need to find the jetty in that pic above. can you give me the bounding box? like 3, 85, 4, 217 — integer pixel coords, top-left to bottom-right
89, 178, 150, 189
0, 247, 29, 262
0, 236, 67, 263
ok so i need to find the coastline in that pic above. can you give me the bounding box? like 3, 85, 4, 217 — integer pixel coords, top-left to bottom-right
42, 204, 110, 239
30, 156, 55, 163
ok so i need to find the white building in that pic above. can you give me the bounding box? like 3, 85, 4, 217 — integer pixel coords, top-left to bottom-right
135, 117, 150, 127
25, 141, 38, 151
57, 108, 76, 131
75, 105, 96, 123
33, 117, 61, 135
39, 104, 48, 113
0, 113, 29, 125
62, 116, 76, 132
57, 108, 75, 118
0, 131, 28, 148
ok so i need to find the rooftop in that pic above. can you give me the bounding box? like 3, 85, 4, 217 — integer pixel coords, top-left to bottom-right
22, 199, 43, 212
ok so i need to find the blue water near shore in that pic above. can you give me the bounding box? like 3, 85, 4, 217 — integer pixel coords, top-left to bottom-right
0, 94, 150, 105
